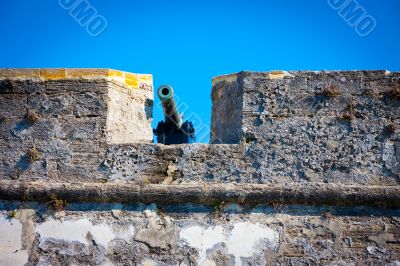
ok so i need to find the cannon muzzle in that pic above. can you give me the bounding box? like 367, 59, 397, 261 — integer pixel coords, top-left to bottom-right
157, 85, 182, 129
154, 84, 195, 144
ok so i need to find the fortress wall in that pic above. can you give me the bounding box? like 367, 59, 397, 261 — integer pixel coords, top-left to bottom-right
1, 202, 399, 265
104, 143, 400, 186
2, 69, 398, 185
0, 69, 153, 182
211, 71, 400, 184
0, 69, 399, 265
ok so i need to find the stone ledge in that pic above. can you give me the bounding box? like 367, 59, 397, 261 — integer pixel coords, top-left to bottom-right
212, 70, 398, 85
1, 181, 399, 208
0, 68, 152, 90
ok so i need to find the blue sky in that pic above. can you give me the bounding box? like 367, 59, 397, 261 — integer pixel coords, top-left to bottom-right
1, 0, 399, 142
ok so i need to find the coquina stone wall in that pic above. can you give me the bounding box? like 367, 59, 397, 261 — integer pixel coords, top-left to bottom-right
0, 69, 153, 182
0, 69, 399, 265
211, 71, 400, 185
1, 202, 400, 266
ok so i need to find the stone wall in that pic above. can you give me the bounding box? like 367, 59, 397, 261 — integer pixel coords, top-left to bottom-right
1, 202, 399, 265
0, 69, 399, 265
0, 69, 153, 182
211, 71, 400, 185
104, 143, 400, 186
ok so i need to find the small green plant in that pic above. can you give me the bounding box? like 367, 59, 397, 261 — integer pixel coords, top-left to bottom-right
272, 202, 285, 212
166, 163, 175, 177
212, 200, 225, 214
99, 178, 108, 183
8, 210, 16, 219
156, 207, 167, 228
27, 147, 41, 162
0, 115, 8, 124
322, 85, 341, 97
25, 110, 40, 125
156, 207, 164, 217
10, 171, 20, 180
388, 85, 400, 99
322, 210, 333, 219
388, 123, 398, 134
364, 88, 381, 99
48, 193, 67, 212
341, 113, 354, 121
237, 196, 245, 205
340, 102, 356, 121
148, 176, 166, 184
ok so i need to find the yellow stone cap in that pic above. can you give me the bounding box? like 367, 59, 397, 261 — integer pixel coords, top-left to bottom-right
212, 70, 296, 86
0, 68, 152, 90
212, 73, 238, 86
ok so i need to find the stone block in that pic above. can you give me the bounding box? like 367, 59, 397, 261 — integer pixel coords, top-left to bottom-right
0, 68, 153, 180
210, 70, 400, 184
211, 70, 400, 144
0, 203, 399, 265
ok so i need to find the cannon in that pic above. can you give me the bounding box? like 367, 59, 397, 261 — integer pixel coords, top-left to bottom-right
153, 85, 195, 144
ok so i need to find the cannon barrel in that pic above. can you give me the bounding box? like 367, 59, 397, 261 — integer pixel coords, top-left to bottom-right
157, 85, 182, 129
154, 84, 195, 144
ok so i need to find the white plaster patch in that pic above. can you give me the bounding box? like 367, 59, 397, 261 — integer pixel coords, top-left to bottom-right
36, 218, 134, 248
228, 222, 279, 265
139, 258, 158, 266
15, 209, 36, 250
180, 222, 279, 266
180, 225, 225, 264
0, 216, 29, 266
200, 259, 217, 266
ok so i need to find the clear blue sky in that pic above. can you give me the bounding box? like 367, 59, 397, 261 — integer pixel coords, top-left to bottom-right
1, 0, 399, 142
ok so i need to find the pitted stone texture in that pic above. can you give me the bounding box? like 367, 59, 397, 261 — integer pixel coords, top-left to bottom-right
211, 70, 400, 141
0, 76, 153, 181
0, 202, 399, 265
106, 81, 153, 144
104, 143, 399, 185
211, 75, 243, 144
104, 144, 258, 184
211, 71, 400, 183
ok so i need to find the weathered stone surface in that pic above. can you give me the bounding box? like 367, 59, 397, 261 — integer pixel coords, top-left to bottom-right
1, 69, 400, 264
106, 81, 153, 144
0, 202, 399, 265
211, 71, 400, 184
2, 181, 399, 208
211, 74, 244, 144
2, 69, 398, 185
103, 143, 400, 185
211, 71, 400, 141
0, 69, 153, 181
